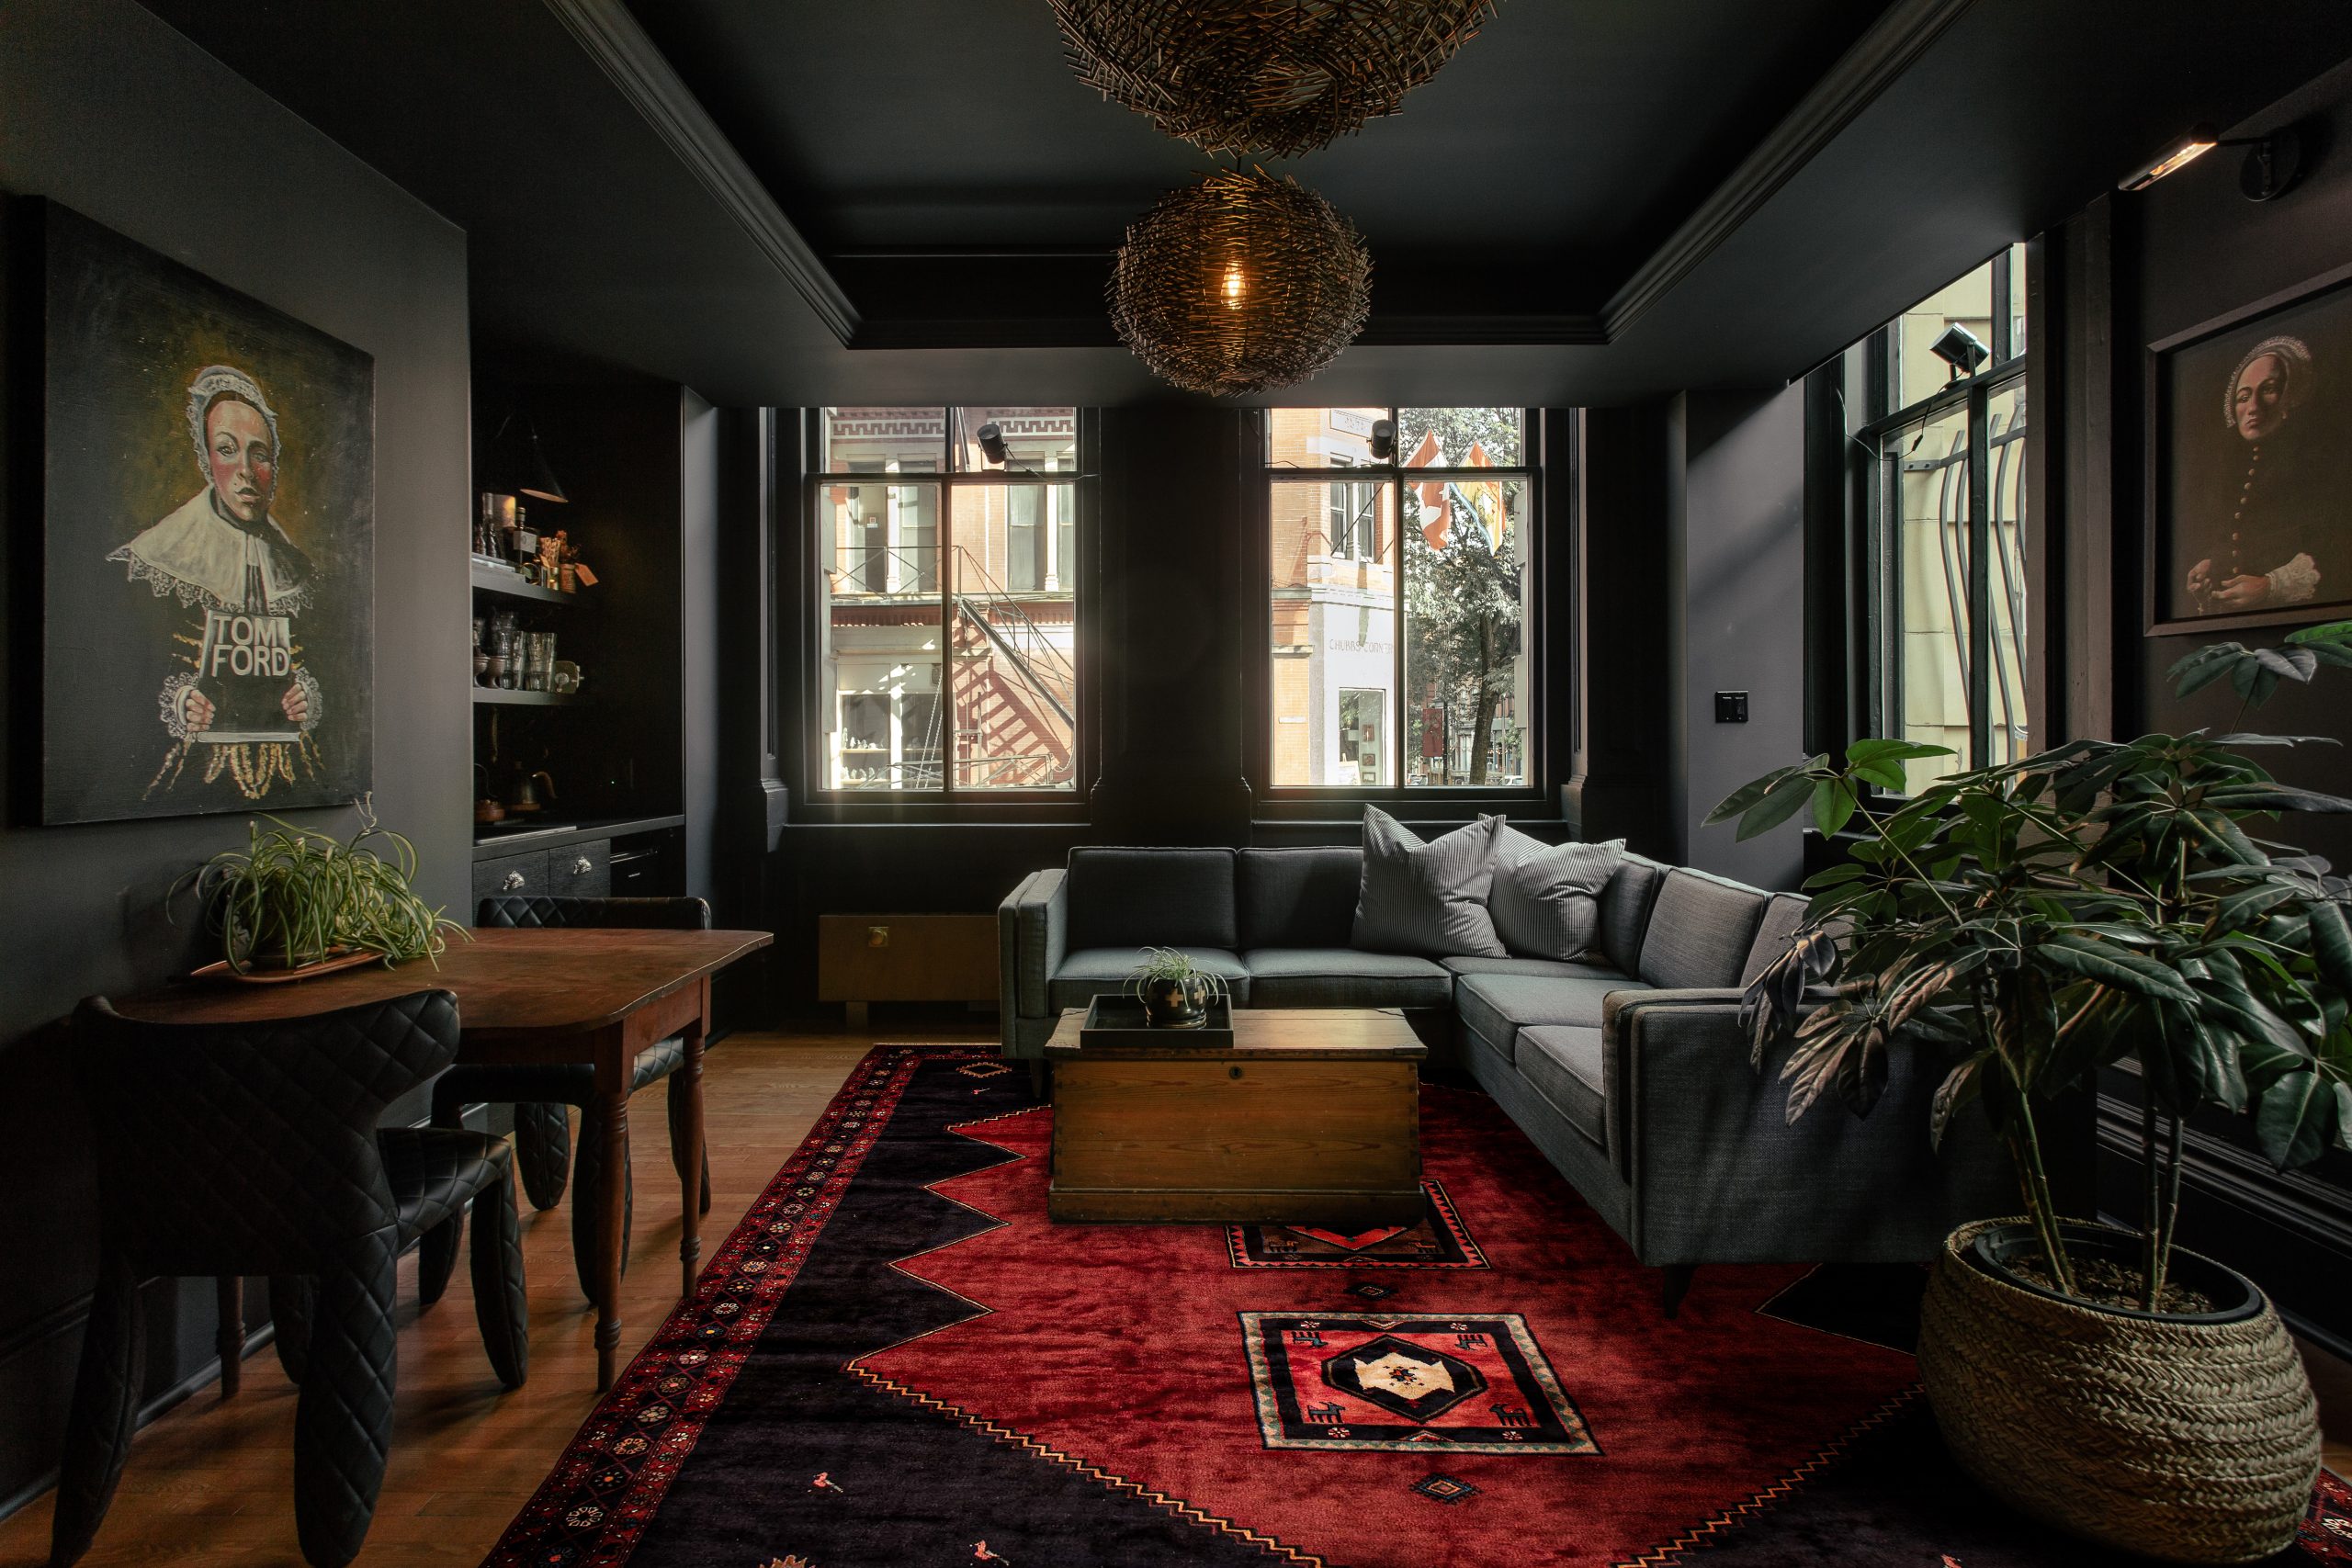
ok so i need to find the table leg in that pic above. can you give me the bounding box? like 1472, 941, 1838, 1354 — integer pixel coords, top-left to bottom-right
215, 1275, 243, 1398
594, 1051, 630, 1392
678, 1005, 707, 1297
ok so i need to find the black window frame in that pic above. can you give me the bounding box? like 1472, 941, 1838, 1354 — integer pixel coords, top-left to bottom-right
800, 407, 1096, 806
1849, 248, 2033, 794
1246, 407, 1549, 812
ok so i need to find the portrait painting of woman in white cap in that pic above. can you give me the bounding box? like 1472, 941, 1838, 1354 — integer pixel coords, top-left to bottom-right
2160, 283, 2350, 631
39, 205, 373, 825
112, 365, 323, 762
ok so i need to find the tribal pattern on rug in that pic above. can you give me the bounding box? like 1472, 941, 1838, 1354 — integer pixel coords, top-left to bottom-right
1226, 1179, 1487, 1269
482, 1045, 2352, 1568
1239, 1311, 1595, 1454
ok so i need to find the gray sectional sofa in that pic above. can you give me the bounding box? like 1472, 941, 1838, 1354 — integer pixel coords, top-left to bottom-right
998, 844, 2010, 1306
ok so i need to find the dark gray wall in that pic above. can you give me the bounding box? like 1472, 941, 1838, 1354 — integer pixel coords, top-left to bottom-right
0, 0, 471, 1511
2052, 57, 2352, 1348
682, 388, 721, 904
1674, 387, 1807, 887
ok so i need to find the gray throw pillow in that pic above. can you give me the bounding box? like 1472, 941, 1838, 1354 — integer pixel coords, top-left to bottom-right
1351, 807, 1508, 957
1489, 832, 1625, 961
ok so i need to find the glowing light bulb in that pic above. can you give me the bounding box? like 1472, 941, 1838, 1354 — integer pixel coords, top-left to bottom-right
1222, 264, 1246, 308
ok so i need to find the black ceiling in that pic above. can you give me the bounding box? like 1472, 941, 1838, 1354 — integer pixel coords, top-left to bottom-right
128, 0, 2352, 407
628, 0, 1891, 320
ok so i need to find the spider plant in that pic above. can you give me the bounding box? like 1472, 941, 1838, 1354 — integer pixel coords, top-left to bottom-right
1125, 945, 1229, 1027
1706, 619, 2352, 1310
189, 796, 466, 973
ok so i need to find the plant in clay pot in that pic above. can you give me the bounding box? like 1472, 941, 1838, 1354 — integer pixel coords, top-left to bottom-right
1707, 619, 2352, 1564
188, 797, 467, 977
1125, 945, 1228, 1029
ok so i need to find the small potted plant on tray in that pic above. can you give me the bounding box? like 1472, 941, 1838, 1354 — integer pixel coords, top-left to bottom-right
187, 797, 466, 980
1126, 946, 1229, 1029
1707, 620, 2352, 1564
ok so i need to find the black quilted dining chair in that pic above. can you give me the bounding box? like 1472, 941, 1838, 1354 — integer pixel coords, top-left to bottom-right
55, 991, 526, 1568
424, 896, 712, 1301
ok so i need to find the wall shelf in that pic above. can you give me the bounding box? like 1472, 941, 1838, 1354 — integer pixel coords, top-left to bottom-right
472, 687, 583, 706
469, 563, 578, 605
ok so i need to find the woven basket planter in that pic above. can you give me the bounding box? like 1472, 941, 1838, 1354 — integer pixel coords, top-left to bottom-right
1918, 1218, 2321, 1563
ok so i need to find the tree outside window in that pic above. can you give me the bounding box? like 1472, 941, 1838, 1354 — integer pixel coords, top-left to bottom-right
1265, 408, 1534, 791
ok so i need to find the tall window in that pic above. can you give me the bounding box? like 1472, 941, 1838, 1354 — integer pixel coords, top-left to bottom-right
813, 407, 1084, 794
1854, 247, 2030, 791
1264, 408, 1534, 791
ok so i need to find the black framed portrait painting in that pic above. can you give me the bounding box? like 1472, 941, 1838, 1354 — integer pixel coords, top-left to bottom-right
33, 202, 375, 825
2149, 263, 2352, 635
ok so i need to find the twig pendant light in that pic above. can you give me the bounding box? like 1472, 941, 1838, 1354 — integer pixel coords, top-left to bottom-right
1051, 0, 1501, 157
1108, 168, 1372, 397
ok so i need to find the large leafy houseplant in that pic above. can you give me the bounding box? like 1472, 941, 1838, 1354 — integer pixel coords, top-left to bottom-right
1708, 620, 2352, 1310
189, 798, 466, 975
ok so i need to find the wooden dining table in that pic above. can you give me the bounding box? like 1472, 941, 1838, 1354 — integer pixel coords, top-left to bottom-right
110, 925, 774, 1390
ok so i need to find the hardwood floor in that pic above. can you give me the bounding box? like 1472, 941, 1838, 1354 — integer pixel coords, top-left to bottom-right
6, 1022, 2345, 1567
0, 1028, 984, 1568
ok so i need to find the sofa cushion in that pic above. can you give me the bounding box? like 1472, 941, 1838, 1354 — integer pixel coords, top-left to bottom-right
1243, 948, 1452, 1009
1517, 1026, 1608, 1148
1594, 853, 1667, 975
1065, 848, 1236, 952
1636, 869, 1770, 990
1048, 946, 1250, 1012
1351, 807, 1507, 957
1442, 953, 1627, 981
1490, 835, 1625, 961
1237, 847, 1363, 950
1742, 892, 1811, 985
1453, 972, 1650, 1061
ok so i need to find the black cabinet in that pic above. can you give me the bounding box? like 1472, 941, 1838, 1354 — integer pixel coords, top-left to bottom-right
549, 838, 611, 898
472, 849, 548, 908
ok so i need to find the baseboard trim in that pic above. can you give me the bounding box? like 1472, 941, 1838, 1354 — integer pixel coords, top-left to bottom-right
0, 1317, 277, 1528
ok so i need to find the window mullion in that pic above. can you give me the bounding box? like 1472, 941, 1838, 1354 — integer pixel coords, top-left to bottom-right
1966, 385, 1992, 770
941, 470, 956, 797
1391, 468, 1406, 793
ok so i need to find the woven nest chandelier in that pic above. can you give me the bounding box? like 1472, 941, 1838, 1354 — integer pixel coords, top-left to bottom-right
1109, 169, 1372, 397
1050, 0, 1501, 157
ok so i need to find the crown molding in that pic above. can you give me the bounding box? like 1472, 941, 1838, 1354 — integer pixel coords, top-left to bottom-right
1602, 0, 1976, 340
541, 0, 862, 345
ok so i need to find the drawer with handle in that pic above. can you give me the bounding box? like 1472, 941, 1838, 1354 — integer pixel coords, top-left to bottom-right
551, 838, 612, 898
471, 849, 548, 911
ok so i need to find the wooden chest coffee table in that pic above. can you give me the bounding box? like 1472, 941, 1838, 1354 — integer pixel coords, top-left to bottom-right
1044, 1007, 1424, 1225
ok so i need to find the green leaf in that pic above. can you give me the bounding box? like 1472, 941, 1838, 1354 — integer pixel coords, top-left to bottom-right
2169, 642, 2248, 698
1849, 760, 1908, 793
1929, 1051, 1990, 1150
1812, 778, 1859, 838
2256, 1070, 2338, 1169
2258, 646, 2321, 682
1704, 762, 1805, 828
2238, 1033, 2309, 1083
1845, 738, 1957, 765
2283, 618, 2352, 647
2210, 882, 2300, 930
2202, 783, 2352, 816
2308, 901, 2352, 992
2035, 933, 2199, 1003
1737, 773, 1816, 840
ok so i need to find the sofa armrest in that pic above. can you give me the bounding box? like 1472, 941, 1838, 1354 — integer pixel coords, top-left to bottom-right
1601, 987, 1747, 1040
998, 869, 1068, 1038
1614, 998, 2008, 1267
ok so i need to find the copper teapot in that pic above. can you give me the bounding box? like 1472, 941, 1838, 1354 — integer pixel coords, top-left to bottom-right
506, 769, 557, 815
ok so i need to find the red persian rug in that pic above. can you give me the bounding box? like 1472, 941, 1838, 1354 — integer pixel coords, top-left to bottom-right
483, 1045, 2352, 1568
